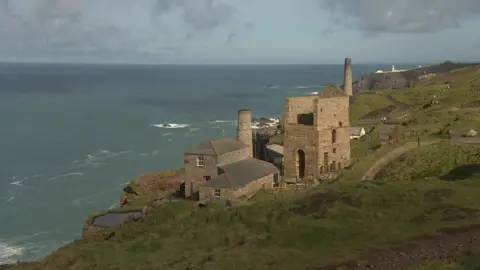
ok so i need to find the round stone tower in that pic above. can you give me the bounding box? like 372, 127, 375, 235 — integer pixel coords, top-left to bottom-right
237, 109, 253, 157
344, 57, 353, 96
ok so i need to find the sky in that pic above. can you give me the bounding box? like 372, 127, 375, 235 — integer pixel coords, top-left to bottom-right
0, 0, 479, 64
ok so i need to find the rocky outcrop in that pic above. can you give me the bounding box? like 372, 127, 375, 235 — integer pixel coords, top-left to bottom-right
81, 169, 185, 238
82, 210, 144, 238
352, 62, 478, 92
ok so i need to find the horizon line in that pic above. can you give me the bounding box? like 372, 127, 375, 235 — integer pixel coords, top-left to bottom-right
0, 60, 450, 66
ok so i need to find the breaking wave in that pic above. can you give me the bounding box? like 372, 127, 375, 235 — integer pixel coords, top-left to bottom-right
0, 242, 24, 264
0, 232, 66, 263
81, 149, 133, 167
297, 85, 325, 89
151, 123, 189, 129
47, 172, 84, 181
211, 120, 237, 124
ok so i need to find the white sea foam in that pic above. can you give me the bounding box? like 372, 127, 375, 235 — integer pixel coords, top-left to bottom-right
0, 232, 54, 264
48, 172, 84, 181
212, 120, 237, 124
151, 123, 189, 129
81, 149, 132, 167
297, 85, 324, 89
162, 132, 172, 136
9, 181, 22, 186
310, 91, 319, 95
2, 196, 16, 202
0, 242, 24, 264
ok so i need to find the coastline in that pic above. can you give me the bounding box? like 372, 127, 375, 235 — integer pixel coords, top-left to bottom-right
3, 61, 475, 268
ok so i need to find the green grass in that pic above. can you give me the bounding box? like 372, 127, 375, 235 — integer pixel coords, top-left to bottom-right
350, 91, 392, 120
376, 143, 480, 181
12, 175, 480, 270
268, 134, 284, 145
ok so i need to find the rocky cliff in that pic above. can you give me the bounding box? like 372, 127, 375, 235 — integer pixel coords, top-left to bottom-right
352, 62, 478, 92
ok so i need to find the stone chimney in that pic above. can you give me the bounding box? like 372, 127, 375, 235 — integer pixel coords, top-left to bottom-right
344, 57, 353, 96
237, 109, 253, 157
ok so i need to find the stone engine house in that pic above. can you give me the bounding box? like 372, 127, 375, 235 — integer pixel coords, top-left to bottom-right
183, 109, 279, 201
283, 85, 351, 180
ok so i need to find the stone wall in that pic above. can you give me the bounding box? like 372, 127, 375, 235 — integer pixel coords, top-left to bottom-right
283, 95, 351, 180
315, 96, 350, 128
184, 153, 218, 198
217, 147, 250, 166
198, 174, 275, 201
285, 96, 316, 124
283, 124, 318, 179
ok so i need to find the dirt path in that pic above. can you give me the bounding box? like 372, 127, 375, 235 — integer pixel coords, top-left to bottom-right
361, 137, 480, 181
361, 140, 441, 181
319, 224, 480, 270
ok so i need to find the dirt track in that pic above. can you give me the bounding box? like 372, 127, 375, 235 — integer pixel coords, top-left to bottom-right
318, 224, 480, 270
361, 137, 480, 181
361, 140, 440, 181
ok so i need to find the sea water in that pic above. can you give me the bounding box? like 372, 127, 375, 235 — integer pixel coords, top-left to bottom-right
0, 63, 388, 263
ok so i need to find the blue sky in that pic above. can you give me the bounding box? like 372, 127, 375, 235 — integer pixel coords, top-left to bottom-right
1, 0, 479, 64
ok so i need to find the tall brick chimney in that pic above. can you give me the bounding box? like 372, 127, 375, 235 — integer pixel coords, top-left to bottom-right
344, 57, 353, 96
237, 109, 253, 157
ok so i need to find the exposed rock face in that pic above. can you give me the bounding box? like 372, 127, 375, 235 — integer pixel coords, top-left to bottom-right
353, 62, 478, 92
465, 129, 477, 137
82, 211, 144, 238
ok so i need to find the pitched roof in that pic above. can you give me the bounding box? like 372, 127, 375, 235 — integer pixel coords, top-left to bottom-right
266, 144, 284, 155
318, 84, 347, 98
184, 136, 248, 155
203, 158, 279, 188
350, 127, 365, 136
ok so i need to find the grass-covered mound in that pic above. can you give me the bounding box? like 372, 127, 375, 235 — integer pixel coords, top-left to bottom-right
376, 143, 480, 181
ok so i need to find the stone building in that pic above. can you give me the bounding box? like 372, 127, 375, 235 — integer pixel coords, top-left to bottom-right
282, 58, 352, 180
183, 109, 279, 200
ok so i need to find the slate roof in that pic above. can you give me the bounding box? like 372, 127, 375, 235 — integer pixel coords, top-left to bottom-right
184, 136, 248, 155
318, 84, 347, 98
203, 158, 279, 188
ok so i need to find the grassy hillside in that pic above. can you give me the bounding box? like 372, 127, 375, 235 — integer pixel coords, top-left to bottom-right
4, 64, 480, 270
9, 164, 480, 269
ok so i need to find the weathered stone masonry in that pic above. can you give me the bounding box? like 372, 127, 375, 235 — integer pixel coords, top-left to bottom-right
283, 86, 351, 180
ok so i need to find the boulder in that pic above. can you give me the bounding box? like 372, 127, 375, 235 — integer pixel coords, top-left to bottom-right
466, 129, 478, 137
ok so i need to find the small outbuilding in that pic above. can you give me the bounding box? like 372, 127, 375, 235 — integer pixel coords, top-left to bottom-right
350, 127, 366, 140
198, 158, 279, 201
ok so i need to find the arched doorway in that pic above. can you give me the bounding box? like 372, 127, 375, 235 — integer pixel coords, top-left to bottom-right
297, 149, 306, 178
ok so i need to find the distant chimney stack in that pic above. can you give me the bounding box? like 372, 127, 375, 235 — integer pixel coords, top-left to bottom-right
344, 57, 353, 96
237, 109, 253, 157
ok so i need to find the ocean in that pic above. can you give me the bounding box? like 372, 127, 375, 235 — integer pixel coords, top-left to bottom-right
0, 62, 397, 263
